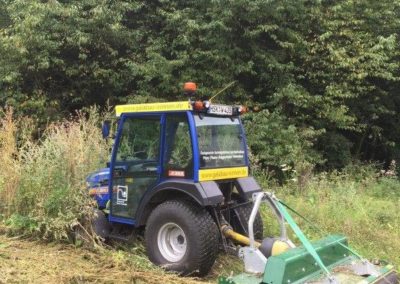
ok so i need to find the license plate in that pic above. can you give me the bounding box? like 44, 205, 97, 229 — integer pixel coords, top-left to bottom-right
208, 104, 233, 115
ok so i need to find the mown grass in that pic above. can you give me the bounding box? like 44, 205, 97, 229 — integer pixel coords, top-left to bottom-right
0, 108, 399, 283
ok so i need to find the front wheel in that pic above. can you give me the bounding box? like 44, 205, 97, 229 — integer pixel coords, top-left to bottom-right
145, 200, 219, 276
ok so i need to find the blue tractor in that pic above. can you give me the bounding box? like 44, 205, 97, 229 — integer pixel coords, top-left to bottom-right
86, 83, 398, 283
86, 82, 262, 276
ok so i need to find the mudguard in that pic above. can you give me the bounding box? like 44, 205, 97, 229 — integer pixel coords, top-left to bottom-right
234, 177, 262, 200
135, 179, 224, 226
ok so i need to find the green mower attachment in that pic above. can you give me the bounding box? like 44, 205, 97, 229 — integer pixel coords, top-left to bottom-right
219, 192, 398, 284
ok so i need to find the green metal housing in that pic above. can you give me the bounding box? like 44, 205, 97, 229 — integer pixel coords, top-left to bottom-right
263, 234, 349, 283
218, 234, 398, 284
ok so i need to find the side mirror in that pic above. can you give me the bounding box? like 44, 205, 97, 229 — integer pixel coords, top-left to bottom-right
102, 120, 111, 139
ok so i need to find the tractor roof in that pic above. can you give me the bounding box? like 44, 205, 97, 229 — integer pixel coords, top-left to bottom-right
115, 101, 247, 117
115, 101, 192, 117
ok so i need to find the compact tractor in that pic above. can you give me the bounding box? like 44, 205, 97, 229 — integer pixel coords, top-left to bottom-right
86, 83, 398, 283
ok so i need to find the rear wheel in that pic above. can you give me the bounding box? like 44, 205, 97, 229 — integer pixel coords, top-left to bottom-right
145, 200, 219, 276
230, 196, 264, 240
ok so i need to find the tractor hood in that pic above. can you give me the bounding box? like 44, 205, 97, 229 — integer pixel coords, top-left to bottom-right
86, 168, 109, 187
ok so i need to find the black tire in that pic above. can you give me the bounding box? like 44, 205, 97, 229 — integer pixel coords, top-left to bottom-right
74, 209, 110, 246
231, 200, 264, 241
91, 209, 111, 240
145, 200, 219, 276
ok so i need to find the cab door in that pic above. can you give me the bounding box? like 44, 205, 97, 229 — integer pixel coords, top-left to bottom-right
162, 113, 194, 179
109, 115, 161, 223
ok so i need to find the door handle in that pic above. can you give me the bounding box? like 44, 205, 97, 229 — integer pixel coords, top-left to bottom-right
113, 168, 125, 177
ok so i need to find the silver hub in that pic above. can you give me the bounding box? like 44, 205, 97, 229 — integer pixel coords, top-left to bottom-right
157, 222, 187, 262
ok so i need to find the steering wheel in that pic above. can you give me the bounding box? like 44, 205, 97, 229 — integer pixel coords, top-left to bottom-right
140, 161, 158, 170
129, 161, 158, 172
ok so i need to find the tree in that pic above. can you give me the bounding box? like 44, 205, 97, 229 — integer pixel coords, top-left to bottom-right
0, 0, 399, 171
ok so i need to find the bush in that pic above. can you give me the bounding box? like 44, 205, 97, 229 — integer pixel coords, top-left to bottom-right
243, 110, 323, 185
317, 132, 353, 170
0, 108, 110, 240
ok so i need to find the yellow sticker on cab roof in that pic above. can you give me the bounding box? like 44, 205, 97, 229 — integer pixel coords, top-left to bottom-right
115, 101, 192, 116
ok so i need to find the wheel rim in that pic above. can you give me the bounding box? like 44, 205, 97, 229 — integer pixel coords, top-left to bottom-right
157, 222, 187, 262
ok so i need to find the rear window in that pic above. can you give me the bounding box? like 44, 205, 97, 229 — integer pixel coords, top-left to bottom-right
194, 115, 246, 168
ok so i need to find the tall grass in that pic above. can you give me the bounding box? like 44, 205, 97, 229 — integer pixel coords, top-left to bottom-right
0, 109, 20, 217
0, 108, 110, 240
257, 166, 400, 270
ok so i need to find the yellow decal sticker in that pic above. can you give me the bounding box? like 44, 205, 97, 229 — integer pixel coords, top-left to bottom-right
116, 101, 192, 116
198, 167, 248, 181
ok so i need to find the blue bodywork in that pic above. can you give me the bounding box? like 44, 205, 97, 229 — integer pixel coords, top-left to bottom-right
86, 167, 110, 209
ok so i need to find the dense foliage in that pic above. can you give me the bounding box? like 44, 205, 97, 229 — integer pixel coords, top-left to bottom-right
0, 108, 110, 240
0, 0, 399, 175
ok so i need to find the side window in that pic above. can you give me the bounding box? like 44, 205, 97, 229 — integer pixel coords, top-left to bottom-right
163, 115, 193, 178
116, 117, 160, 163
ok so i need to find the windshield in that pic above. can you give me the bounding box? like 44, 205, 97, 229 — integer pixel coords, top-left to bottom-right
194, 115, 246, 168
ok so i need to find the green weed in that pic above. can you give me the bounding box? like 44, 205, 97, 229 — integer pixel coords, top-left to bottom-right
0, 108, 111, 240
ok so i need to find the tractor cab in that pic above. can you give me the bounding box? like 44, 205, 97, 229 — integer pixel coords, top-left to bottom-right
105, 97, 252, 225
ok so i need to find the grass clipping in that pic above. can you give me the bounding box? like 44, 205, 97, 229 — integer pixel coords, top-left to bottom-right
0, 108, 110, 241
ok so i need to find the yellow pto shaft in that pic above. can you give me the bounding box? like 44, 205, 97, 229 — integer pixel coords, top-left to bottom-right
221, 224, 290, 257
221, 224, 261, 247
